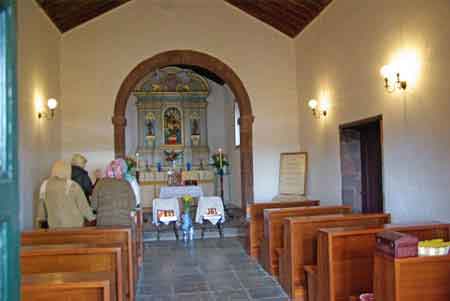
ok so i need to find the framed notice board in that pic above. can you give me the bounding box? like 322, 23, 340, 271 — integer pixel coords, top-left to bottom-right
278, 152, 307, 196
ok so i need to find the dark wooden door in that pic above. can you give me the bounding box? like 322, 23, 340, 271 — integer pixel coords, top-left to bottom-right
340, 116, 383, 214
0, 1, 20, 300
359, 120, 383, 213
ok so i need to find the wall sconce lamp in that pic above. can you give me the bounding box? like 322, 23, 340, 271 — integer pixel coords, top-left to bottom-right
308, 99, 328, 118
38, 98, 58, 120
380, 64, 407, 92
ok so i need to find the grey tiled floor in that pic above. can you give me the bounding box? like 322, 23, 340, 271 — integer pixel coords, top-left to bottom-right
138, 238, 289, 301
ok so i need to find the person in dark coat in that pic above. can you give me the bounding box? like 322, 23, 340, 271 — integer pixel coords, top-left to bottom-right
71, 154, 93, 200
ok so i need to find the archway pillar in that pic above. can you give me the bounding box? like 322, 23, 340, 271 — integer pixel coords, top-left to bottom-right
112, 116, 127, 158
239, 114, 255, 206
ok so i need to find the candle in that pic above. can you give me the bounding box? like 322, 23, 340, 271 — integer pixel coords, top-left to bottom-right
218, 148, 223, 169
136, 152, 140, 170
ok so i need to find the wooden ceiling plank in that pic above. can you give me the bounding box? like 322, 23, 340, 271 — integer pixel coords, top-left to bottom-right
226, 0, 298, 37
36, 0, 132, 33
262, 1, 309, 28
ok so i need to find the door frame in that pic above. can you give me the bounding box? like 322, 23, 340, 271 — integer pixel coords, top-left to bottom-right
339, 115, 384, 213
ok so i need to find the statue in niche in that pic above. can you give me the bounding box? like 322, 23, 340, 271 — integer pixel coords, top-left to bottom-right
191, 118, 200, 136
190, 114, 200, 146
164, 107, 182, 145
145, 112, 156, 145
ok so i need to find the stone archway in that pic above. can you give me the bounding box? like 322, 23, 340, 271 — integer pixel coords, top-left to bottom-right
112, 50, 255, 208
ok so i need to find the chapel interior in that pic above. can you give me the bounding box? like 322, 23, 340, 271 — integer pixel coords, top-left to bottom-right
2, 0, 450, 300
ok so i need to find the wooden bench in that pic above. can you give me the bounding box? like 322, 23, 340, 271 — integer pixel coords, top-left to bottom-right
278, 213, 390, 299
315, 223, 450, 301
247, 200, 320, 258
374, 251, 450, 301
21, 243, 124, 301
135, 209, 144, 268
22, 227, 136, 301
305, 265, 318, 301
260, 205, 352, 276
22, 271, 115, 301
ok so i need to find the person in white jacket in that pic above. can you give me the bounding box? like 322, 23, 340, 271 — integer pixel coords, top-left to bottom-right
36, 160, 96, 228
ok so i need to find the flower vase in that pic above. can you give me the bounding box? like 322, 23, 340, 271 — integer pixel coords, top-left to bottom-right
181, 211, 193, 241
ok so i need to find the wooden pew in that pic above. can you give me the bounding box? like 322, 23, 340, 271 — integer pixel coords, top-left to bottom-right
247, 200, 320, 258
279, 213, 390, 299
373, 251, 450, 301
22, 271, 115, 301
316, 222, 450, 301
260, 205, 352, 276
135, 209, 144, 268
22, 227, 136, 301
305, 266, 318, 301
21, 243, 124, 301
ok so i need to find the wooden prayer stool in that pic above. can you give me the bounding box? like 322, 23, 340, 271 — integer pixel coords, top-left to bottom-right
374, 251, 450, 301
21, 243, 124, 301
278, 212, 390, 299
200, 216, 224, 239
260, 205, 352, 276
247, 200, 320, 259
156, 210, 179, 241
22, 227, 136, 301
22, 271, 116, 301
315, 222, 450, 301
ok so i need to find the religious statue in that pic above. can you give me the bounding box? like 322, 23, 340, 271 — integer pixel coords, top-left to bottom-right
164, 107, 182, 145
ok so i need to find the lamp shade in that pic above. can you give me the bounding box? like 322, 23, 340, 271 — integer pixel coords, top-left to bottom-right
47, 98, 58, 110
308, 99, 318, 109
379, 65, 392, 78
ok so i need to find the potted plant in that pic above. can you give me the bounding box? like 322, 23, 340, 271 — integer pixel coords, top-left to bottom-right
181, 195, 194, 241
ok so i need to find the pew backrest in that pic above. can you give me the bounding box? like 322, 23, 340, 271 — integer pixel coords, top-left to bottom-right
247, 200, 320, 258
260, 205, 352, 275
22, 271, 115, 301
279, 213, 390, 298
22, 227, 135, 301
317, 223, 450, 301
21, 243, 124, 301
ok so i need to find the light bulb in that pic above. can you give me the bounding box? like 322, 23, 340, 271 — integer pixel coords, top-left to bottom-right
319, 100, 330, 112
47, 98, 58, 110
379, 65, 392, 78
308, 99, 318, 110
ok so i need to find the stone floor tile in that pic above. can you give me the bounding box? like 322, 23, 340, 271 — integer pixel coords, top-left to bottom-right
247, 286, 287, 300
213, 289, 250, 301
139, 238, 288, 301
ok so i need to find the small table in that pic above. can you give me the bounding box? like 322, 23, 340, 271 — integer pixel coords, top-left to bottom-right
159, 185, 204, 199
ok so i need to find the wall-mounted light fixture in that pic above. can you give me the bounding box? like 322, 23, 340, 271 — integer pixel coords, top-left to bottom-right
38, 98, 58, 120
308, 98, 329, 118
380, 64, 407, 93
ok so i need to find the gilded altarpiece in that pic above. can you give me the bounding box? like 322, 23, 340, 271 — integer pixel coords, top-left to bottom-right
133, 67, 215, 207
134, 67, 210, 167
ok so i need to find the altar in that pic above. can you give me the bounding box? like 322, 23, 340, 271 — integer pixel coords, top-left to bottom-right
138, 169, 215, 207
130, 67, 219, 207
159, 185, 203, 199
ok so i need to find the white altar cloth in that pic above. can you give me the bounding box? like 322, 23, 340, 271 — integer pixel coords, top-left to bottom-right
195, 196, 225, 225
152, 198, 180, 225
159, 185, 204, 199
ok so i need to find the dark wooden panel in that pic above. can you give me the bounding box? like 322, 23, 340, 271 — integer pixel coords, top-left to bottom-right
36, 0, 132, 33
225, 0, 332, 37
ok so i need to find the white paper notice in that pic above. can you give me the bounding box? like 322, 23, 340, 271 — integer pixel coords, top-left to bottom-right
278, 152, 307, 195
